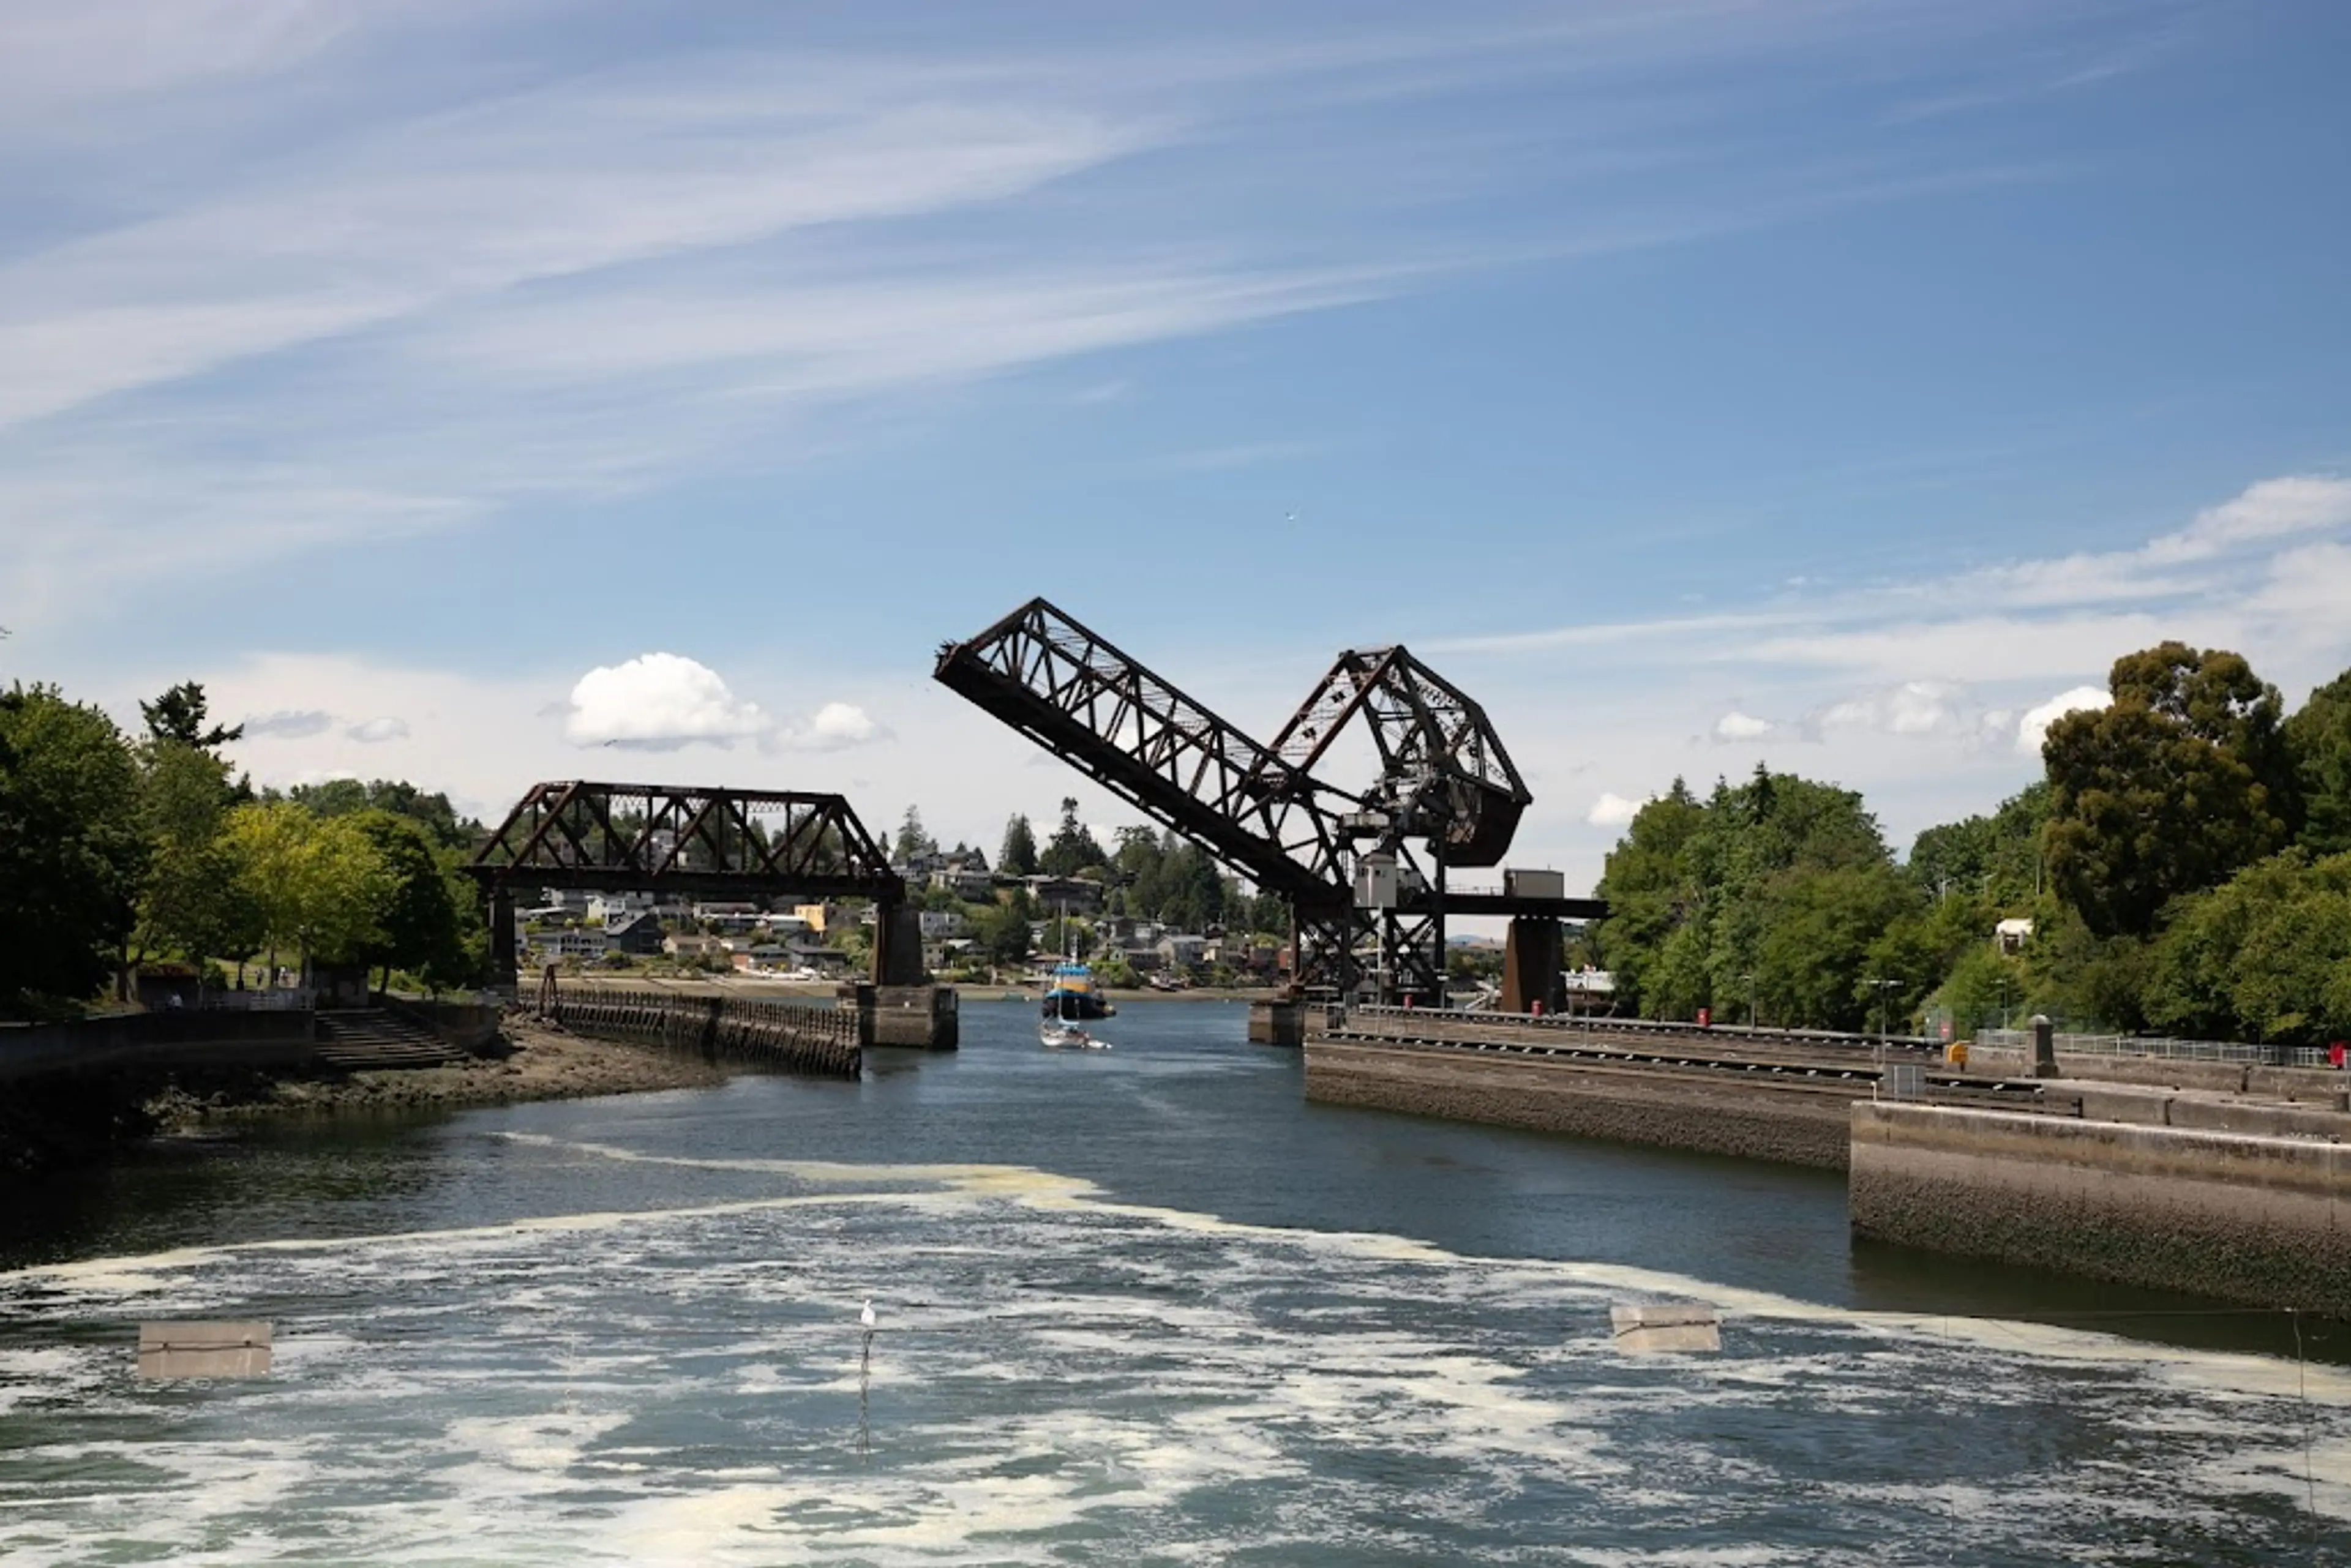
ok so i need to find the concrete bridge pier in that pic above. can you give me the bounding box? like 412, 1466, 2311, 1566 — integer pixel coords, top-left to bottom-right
839, 983, 959, 1049
1248, 1000, 1305, 1046
1501, 915, 1562, 1015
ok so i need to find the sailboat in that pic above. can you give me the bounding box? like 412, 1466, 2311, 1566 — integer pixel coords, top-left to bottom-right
1039, 916, 1111, 1050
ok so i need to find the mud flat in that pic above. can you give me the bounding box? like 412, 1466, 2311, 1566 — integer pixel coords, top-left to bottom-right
150, 1018, 728, 1127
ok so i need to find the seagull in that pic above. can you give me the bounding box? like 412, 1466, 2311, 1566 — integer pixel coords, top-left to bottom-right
860, 1297, 877, 1331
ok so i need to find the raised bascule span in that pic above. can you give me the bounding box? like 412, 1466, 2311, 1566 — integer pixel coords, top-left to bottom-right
934, 598, 1604, 1006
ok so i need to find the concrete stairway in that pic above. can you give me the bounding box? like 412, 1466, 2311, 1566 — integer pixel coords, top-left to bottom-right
313, 1009, 471, 1071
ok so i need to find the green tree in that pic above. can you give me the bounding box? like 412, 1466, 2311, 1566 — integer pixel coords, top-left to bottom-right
1930, 942, 2030, 1038
2286, 669, 2351, 857
999, 812, 1039, 877
2042, 643, 2294, 938
132, 739, 262, 986
1595, 768, 1908, 1027
223, 802, 392, 976
1039, 797, 1106, 877
973, 888, 1039, 970
893, 805, 936, 863
1752, 864, 1918, 1033
139, 680, 242, 752
287, 778, 478, 852
0, 686, 148, 1016
2143, 849, 2351, 1045
347, 810, 471, 995
1907, 782, 2050, 907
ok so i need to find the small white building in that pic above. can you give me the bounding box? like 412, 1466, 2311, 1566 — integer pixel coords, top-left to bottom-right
1994, 918, 2035, 955
589, 892, 654, 926
528, 928, 609, 961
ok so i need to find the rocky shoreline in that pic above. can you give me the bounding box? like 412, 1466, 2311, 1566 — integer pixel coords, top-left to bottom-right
146, 1018, 729, 1129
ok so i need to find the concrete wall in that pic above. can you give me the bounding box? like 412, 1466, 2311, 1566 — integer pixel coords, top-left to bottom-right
1305, 1040, 1856, 1169
1962, 1045, 2350, 1103
382, 997, 504, 1055
0, 1011, 316, 1082
1850, 1101, 2351, 1315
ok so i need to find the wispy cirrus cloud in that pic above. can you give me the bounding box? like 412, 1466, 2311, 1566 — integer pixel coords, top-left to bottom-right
0, 1, 2163, 632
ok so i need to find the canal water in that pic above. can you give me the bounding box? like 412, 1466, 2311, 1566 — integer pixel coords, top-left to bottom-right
2, 1000, 2346, 1564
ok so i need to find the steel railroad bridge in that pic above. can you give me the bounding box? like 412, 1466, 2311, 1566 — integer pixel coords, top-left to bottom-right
935, 599, 1605, 1008
466, 781, 913, 988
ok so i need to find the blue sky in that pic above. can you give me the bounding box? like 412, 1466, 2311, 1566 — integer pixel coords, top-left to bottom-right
4, 0, 2349, 890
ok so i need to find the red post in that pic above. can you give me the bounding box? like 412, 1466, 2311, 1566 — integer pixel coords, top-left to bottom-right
1697, 1007, 1711, 1029
1530, 999, 1543, 1016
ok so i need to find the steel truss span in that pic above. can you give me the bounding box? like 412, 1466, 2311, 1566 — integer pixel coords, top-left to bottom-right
935, 598, 1602, 1004
465, 781, 908, 984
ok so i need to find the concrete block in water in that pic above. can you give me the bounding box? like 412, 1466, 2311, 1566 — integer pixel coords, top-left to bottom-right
1609, 1304, 1721, 1354
138, 1321, 271, 1379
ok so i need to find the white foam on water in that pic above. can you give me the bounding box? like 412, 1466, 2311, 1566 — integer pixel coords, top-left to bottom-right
7, 1136, 2351, 1562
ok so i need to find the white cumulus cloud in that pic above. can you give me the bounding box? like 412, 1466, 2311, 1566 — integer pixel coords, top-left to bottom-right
2015, 684, 2109, 756
564, 652, 768, 750
1586, 792, 1645, 828
1714, 710, 1773, 741
778, 700, 888, 752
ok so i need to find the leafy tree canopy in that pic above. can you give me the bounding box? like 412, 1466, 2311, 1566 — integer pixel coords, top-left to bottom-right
1595, 767, 1911, 1027
1906, 782, 2049, 908
2042, 643, 2292, 937
2287, 669, 2351, 858
2143, 848, 2351, 1046
0, 686, 148, 1016
284, 778, 479, 852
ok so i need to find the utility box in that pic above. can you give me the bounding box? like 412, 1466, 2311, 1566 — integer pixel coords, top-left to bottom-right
1504, 868, 1565, 900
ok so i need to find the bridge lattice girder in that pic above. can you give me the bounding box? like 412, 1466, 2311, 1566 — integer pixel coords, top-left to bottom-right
466, 781, 903, 903
934, 600, 1360, 914
1261, 645, 1531, 868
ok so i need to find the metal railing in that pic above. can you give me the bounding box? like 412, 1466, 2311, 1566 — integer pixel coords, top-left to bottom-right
197, 989, 314, 1012
1346, 1003, 1935, 1051
1974, 1029, 2339, 1070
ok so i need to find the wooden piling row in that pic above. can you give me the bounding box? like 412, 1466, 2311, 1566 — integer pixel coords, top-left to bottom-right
550, 988, 860, 1079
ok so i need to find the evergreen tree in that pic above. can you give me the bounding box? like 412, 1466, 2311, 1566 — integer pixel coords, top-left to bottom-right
139, 681, 243, 751
1039, 797, 1106, 877
999, 813, 1039, 877
893, 806, 936, 863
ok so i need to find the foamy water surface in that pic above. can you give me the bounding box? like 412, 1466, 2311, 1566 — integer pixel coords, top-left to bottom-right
1, 1002, 2344, 1564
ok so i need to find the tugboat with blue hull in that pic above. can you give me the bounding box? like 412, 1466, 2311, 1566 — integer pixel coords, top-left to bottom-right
1040, 959, 1115, 1022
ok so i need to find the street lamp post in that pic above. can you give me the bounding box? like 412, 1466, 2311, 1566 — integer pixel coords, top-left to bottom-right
1868, 977, 1901, 1041
1739, 971, 1757, 1027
